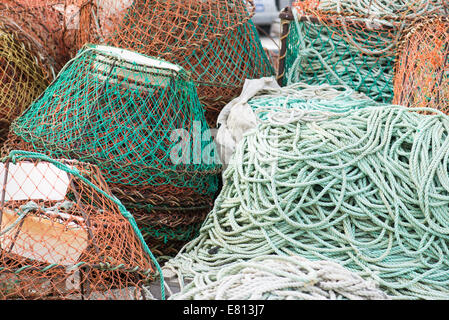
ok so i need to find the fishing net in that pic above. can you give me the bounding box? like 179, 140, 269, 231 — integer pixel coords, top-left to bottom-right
11, 44, 221, 194
0, 17, 54, 145
105, 0, 275, 127
165, 106, 449, 299
393, 17, 449, 112
295, 0, 448, 20
8, 44, 221, 254
59, 0, 133, 52
0, 150, 162, 300
1, 130, 214, 255
168, 255, 390, 300
279, 1, 449, 101
0, 0, 76, 70
279, 6, 398, 103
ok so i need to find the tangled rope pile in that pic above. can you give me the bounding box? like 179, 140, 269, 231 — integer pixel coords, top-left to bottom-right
168, 255, 390, 300
216, 80, 382, 167
248, 83, 380, 116
165, 106, 449, 299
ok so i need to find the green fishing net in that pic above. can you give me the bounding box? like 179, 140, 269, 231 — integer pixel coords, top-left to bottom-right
11, 44, 222, 196
283, 13, 397, 103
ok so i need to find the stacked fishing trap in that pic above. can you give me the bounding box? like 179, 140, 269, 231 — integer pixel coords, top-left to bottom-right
0, 16, 54, 145
0, 151, 159, 300
393, 16, 448, 112
103, 0, 275, 127
4, 44, 222, 256
277, 0, 448, 103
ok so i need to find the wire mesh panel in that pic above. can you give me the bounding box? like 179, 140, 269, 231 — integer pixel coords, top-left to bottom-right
0, 17, 54, 145
393, 17, 448, 112
104, 0, 275, 127
0, 151, 158, 300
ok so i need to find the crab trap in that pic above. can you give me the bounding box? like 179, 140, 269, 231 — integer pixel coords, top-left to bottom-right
0, 151, 159, 300
104, 0, 275, 127
6, 44, 222, 253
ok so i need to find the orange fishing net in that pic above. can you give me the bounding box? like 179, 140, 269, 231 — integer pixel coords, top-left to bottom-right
393, 17, 448, 112
0, 151, 158, 300
0, 0, 75, 70
104, 0, 275, 127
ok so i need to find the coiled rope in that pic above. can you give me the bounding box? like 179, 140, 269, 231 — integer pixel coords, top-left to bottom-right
169, 255, 390, 300
248, 83, 381, 119
164, 106, 449, 299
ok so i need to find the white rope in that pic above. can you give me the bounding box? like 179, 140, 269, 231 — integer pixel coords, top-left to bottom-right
169, 255, 390, 300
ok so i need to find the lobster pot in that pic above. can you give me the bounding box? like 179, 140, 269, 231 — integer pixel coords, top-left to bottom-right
393, 17, 449, 112
0, 0, 75, 70
1, 131, 215, 257
0, 18, 53, 144
9, 44, 222, 254
106, 0, 275, 127
278, 7, 397, 103
0, 152, 157, 300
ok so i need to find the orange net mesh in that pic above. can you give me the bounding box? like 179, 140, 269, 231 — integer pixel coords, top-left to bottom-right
103, 0, 274, 127
0, 0, 75, 70
393, 17, 449, 112
0, 151, 157, 300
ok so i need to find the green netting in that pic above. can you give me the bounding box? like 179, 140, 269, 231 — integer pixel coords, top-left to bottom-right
11, 44, 222, 196
141, 223, 202, 244
283, 14, 397, 103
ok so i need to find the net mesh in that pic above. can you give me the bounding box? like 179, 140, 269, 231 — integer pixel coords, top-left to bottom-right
0, 17, 54, 145
282, 1, 448, 103
393, 17, 449, 112
282, 8, 398, 103
103, 0, 275, 127
0, 151, 158, 300
6, 44, 221, 256
295, 0, 449, 20
0, 0, 76, 71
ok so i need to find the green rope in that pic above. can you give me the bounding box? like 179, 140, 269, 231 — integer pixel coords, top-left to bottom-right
165, 106, 449, 299
4, 150, 166, 300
